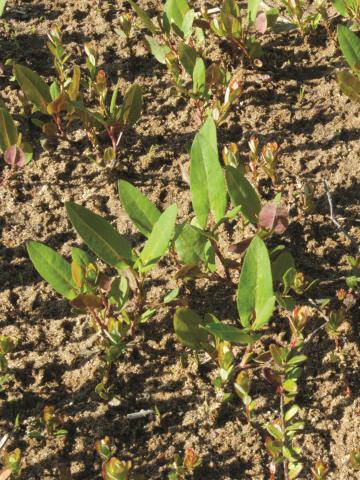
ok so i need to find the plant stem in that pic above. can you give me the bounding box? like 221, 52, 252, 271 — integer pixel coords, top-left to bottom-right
280, 390, 290, 480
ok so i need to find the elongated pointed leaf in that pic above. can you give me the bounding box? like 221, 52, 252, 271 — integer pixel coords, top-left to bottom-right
145, 36, 171, 64
129, 0, 158, 34
174, 308, 208, 350
65, 202, 133, 268
178, 42, 197, 75
119, 84, 143, 131
164, 0, 190, 30
337, 25, 360, 71
13, 64, 51, 114
248, 0, 261, 22
237, 236, 275, 330
190, 117, 227, 229
27, 241, 76, 300
192, 57, 206, 94
204, 323, 260, 344
0, 0, 7, 17
118, 180, 160, 238
337, 70, 360, 103
225, 166, 261, 225
0, 108, 18, 153
138, 203, 177, 271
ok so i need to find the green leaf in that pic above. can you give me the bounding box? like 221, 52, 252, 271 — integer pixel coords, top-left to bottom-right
129, 0, 158, 34
145, 35, 171, 64
13, 64, 51, 114
225, 166, 261, 225
71, 247, 93, 268
0, 0, 7, 17
272, 251, 295, 284
203, 323, 260, 344
181, 9, 195, 38
163, 287, 180, 304
164, 0, 190, 30
0, 108, 18, 152
27, 241, 76, 300
118, 180, 160, 238
332, 0, 347, 16
283, 379, 297, 393
248, 0, 261, 22
237, 236, 275, 330
266, 423, 284, 441
337, 70, 360, 103
190, 116, 227, 229
138, 203, 177, 271
337, 25, 360, 71
174, 223, 208, 264
65, 202, 133, 268
119, 84, 143, 131
178, 42, 197, 76
192, 57, 206, 94
173, 308, 208, 350
284, 404, 299, 422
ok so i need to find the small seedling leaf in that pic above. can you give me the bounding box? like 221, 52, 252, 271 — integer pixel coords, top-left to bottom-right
237, 236, 275, 330
119, 84, 143, 131
138, 203, 177, 271
13, 64, 51, 114
225, 166, 261, 225
173, 308, 208, 350
203, 323, 260, 344
118, 180, 161, 238
27, 241, 76, 300
65, 202, 133, 268
190, 116, 227, 228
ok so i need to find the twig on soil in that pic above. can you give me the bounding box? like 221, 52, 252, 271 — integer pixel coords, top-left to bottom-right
126, 409, 154, 420
323, 180, 359, 253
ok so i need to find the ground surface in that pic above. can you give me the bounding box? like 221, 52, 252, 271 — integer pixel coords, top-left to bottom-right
0, 1, 359, 479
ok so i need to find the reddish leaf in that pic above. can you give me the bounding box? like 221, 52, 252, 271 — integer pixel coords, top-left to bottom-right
255, 12, 267, 34
258, 204, 289, 234
4, 145, 25, 168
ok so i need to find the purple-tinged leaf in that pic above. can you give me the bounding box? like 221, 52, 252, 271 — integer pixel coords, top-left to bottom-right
255, 12, 267, 34
4, 145, 25, 168
258, 204, 289, 234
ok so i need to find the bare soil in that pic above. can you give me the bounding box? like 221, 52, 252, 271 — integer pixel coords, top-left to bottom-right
0, 1, 359, 479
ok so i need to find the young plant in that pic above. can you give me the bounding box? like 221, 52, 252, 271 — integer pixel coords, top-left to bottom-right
247, 136, 280, 184
278, 0, 323, 35
200, 0, 279, 65
130, 0, 241, 124
0, 448, 21, 479
96, 437, 142, 480
27, 201, 177, 396
168, 448, 202, 480
28, 406, 68, 440
336, 26, 360, 103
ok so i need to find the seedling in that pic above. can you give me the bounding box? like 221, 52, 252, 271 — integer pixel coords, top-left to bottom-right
12, 25, 143, 166
199, 0, 279, 65
27, 200, 177, 395
247, 136, 280, 184
1, 448, 21, 479
168, 448, 202, 480
278, 0, 322, 35
311, 460, 330, 479
28, 406, 68, 440
130, 0, 241, 124
96, 437, 142, 480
